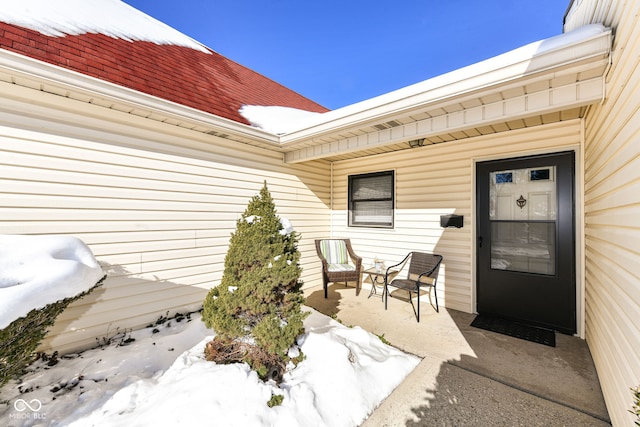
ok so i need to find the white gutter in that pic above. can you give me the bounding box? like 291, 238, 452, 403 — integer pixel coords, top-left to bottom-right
279, 24, 611, 145
0, 23, 612, 155
0, 48, 281, 145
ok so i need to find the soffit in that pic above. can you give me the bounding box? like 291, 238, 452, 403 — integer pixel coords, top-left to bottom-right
281, 27, 612, 163
0, 27, 612, 163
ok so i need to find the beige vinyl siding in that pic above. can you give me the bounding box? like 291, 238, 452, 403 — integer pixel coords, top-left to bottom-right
0, 100, 331, 353
567, 0, 640, 425
564, 0, 617, 33
330, 120, 582, 314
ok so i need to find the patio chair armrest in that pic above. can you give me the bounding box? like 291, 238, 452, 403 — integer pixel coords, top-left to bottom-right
384, 253, 412, 283
416, 257, 443, 284
387, 254, 411, 271
350, 253, 362, 268
417, 268, 436, 281
345, 240, 362, 269
387, 253, 411, 271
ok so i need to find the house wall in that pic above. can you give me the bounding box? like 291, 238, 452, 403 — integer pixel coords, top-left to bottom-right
566, 1, 640, 425
0, 84, 331, 353
329, 120, 582, 316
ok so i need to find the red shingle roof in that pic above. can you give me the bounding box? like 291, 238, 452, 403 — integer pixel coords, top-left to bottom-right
0, 22, 329, 125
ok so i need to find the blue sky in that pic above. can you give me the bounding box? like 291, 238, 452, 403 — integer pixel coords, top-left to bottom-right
124, 1, 570, 110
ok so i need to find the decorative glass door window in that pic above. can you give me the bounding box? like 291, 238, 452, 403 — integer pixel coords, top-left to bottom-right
489, 166, 556, 275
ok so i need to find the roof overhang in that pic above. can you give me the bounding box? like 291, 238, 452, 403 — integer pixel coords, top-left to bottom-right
280, 24, 612, 163
0, 47, 282, 148
0, 24, 612, 164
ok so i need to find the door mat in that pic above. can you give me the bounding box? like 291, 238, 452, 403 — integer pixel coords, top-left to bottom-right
471, 315, 556, 347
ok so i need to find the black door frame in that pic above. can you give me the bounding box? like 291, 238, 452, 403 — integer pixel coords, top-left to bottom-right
475, 151, 577, 334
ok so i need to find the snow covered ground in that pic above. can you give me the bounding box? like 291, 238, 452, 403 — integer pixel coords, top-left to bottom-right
0, 308, 419, 427
0, 234, 418, 426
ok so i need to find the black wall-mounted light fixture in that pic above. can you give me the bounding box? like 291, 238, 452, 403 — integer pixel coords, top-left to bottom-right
408, 138, 425, 148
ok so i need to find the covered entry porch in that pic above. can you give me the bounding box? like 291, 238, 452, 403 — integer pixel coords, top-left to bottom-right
286, 24, 611, 340
304, 284, 610, 425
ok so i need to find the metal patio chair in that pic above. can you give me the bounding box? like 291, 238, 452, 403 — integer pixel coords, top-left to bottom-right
384, 252, 443, 322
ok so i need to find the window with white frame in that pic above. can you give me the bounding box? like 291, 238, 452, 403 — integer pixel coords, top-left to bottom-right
348, 170, 394, 228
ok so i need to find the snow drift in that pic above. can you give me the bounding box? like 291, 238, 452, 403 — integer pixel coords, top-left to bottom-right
0, 235, 104, 329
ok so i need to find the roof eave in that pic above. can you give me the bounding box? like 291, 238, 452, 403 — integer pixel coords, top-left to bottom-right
0, 24, 613, 162
279, 25, 612, 147
0, 48, 281, 146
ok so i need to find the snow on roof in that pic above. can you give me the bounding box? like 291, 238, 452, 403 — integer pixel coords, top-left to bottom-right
0, 0, 210, 53
0, 235, 104, 329
0, 1, 328, 127
239, 105, 323, 135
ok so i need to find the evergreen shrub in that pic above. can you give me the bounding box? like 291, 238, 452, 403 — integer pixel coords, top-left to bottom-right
202, 182, 308, 382
0, 276, 105, 386
631, 386, 640, 426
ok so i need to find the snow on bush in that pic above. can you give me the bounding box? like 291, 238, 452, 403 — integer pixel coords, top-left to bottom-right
0, 235, 104, 329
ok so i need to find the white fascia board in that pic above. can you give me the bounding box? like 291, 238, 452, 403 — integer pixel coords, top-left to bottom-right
279, 24, 612, 145
0, 49, 280, 145
284, 77, 604, 164
0, 23, 612, 153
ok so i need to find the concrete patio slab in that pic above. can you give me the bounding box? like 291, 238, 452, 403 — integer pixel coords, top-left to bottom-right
304, 283, 610, 426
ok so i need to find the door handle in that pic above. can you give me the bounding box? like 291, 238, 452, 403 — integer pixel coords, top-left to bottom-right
478, 236, 483, 248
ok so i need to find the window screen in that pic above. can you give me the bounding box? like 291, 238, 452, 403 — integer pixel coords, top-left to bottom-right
348, 171, 394, 228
